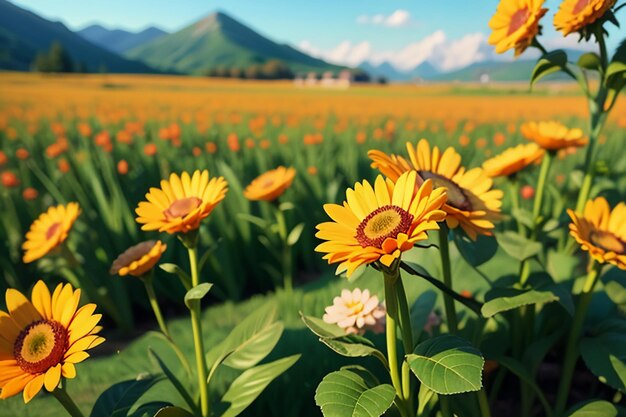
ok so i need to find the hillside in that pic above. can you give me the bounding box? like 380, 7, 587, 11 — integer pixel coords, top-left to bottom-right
0, 0, 154, 72
78, 24, 167, 54
126, 11, 342, 74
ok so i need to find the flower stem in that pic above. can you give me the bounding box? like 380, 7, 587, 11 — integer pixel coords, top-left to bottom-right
532, 151, 552, 229
438, 225, 457, 333
275, 205, 293, 292
477, 388, 492, 417
383, 270, 404, 405
508, 177, 525, 235
52, 385, 84, 417
187, 245, 210, 417
554, 261, 602, 416
395, 276, 415, 414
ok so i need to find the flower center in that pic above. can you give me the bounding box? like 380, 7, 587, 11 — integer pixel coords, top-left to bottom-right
507, 7, 530, 35
14, 320, 68, 374
347, 301, 364, 315
46, 222, 61, 240
590, 230, 626, 254
262, 178, 275, 188
573, 0, 590, 14
418, 171, 472, 211
355, 205, 413, 249
164, 197, 202, 219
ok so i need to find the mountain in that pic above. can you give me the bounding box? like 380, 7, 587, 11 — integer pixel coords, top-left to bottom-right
409, 61, 440, 80
359, 61, 410, 81
78, 24, 167, 54
126, 11, 342, 74
432, 60, 536, 82
0, 0, 154, 72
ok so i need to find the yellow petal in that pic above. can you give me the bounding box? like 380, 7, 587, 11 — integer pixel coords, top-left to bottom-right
44, 364, 61, 392
61, 363, 76, 379
0, 374, 33, 399
23, 374, 44, 403
6, 289, 41, 328
31, 280, 53, 320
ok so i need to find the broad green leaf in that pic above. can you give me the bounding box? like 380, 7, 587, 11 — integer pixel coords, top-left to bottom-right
90, 374, 162, 417
301, 314, 345, 338
320, 336, 387, 365
580, 332, 626, 392
511, 207, 535, 229
159, 263, 192, 289
183, 283, 213, 309
417, 384, 436, 416
315, 368, 395, 417
530, 50, 568, 87
153, 406, 195, 417
482, 286, 562, 318
129, 402, 173, 417
206, 303, 277, 367
547, 251, 579, 283
566, 400, 618, 417
220, 355, 300, 417
148, 349, 196, 413
287, 223, 305, 246
408, 335, 484, 395
223, 322, 284, 369
496, 231, 542, 261
602, 267, 626, 307
454, 233, 498, 267
577, 52, 602, 71
497, 357, 552, 415
410, 290, 438, 344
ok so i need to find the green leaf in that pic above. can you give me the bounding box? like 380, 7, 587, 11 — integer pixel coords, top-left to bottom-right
287, 223, 305, 246
159, 263, 192, 290
496, 231, 542, 261
482, 286, 562, 318
278, 202, 295, 211
320, 336, 387, 365
153, 406, 195, 417
129, 402, 173, 417
315, 368, 395, 417
530, 50, 568, 87
602, 267, 626, 307
223, 322, 284, 369
454, 233, 498, 267
547, 251, 579, 283
511, 207, 535, 229
206, 303, 277, 367
566, 400, 618, 417
497, 357, 553, 416
220, 355, 300, 417
301, 314, 346, 338
407, 335, 484, 395
183, 283, 213, 309
577, 52, 602, 71
90, 374, 162, 417
148, 349, 196, 413
237, 213, 268, 229
580, 332, 626, 392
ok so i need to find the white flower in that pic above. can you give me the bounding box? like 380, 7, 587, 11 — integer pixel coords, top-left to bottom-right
323, 288, 386, 335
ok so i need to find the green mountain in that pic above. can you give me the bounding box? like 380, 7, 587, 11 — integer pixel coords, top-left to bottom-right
77, 25, 168, 54
0, 0, 154, 72
126, 11, 342, 74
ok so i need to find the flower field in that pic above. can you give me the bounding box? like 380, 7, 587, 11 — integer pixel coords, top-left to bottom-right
1, 8, 626, 414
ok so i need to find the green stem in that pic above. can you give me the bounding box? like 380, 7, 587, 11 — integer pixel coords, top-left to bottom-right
275, 205, 293, 292
477, 388, 492, 417
383, 270, 403, 402
396, 276, 414, 414
438, 225, 457, 333
532, 151, 552, 229
509, 177, 525, 235
554, 261, 602, 417
52, 385, 84, 417
187, 245, 210, 417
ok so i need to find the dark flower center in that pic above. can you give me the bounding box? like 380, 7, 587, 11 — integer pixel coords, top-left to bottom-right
14, 320, 68, 374
508, 7, 530, 35
418, 171, 472, 211
46, 222, 61, 240
164, 197, 201, 219
355, 205, 413, 249
590, 230, 626, 254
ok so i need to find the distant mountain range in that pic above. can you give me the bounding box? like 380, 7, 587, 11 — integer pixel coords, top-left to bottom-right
0, 0, 154, 72
124, 11, 343, 74
77, 24, 167, 54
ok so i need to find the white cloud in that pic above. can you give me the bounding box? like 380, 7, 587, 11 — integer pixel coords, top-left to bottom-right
298, 31, 498, 72
357, 10, 414, 27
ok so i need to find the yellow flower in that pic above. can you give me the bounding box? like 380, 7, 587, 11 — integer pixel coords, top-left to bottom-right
110, 240, 167, 277
315, 171, 447, 277
0, 281, 104, 403
554, 0, 616, 36
488, 0, 548, 56
521, 121, 588, 151
369, 140, 503, 240
568, 197, 626, 270
482, 143, 544, 178
22, 203, 81, 264
243, 166, 296, 201
135, 170, 228, 234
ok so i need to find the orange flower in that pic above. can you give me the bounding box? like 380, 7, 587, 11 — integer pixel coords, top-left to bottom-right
521, 121, 588, 151
278, 133, 289, 144
489, 0, 548, 56
117, 160, 129, 175
192, 146, 202, 157
144, 143, 157, 156
110, 240, 167, 277
58, 159, 70, 173
307, 166, 318, 175
243, 166, 296, 201
245, 139, 255, 149
16, 148, 29, 160
22, 203, 81, 263
205, 142, 217, 154
77, 122, 92, 137
227, 133, 240, 152
554, 0, 616, 35
0, 150, 7, 166
2, 171, 20, 188
22, 187, 39, 201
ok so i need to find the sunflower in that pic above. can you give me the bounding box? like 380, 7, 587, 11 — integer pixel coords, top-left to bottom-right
488, 0, 548, 56
315, 171, 447, 277
22, 203, 81, 264
135, 170, 228, 234
554, 0, 616, 36
110, 240, 167, 277
521, 121, 588, 151
243, 166, 296, 201
568, 197, 626, 270
0, 281, 104, 403
369, 140, 503, 240
482, 143, 544, 178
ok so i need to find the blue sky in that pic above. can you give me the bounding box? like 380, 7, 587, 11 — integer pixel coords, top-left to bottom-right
11, 0, 624, 71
